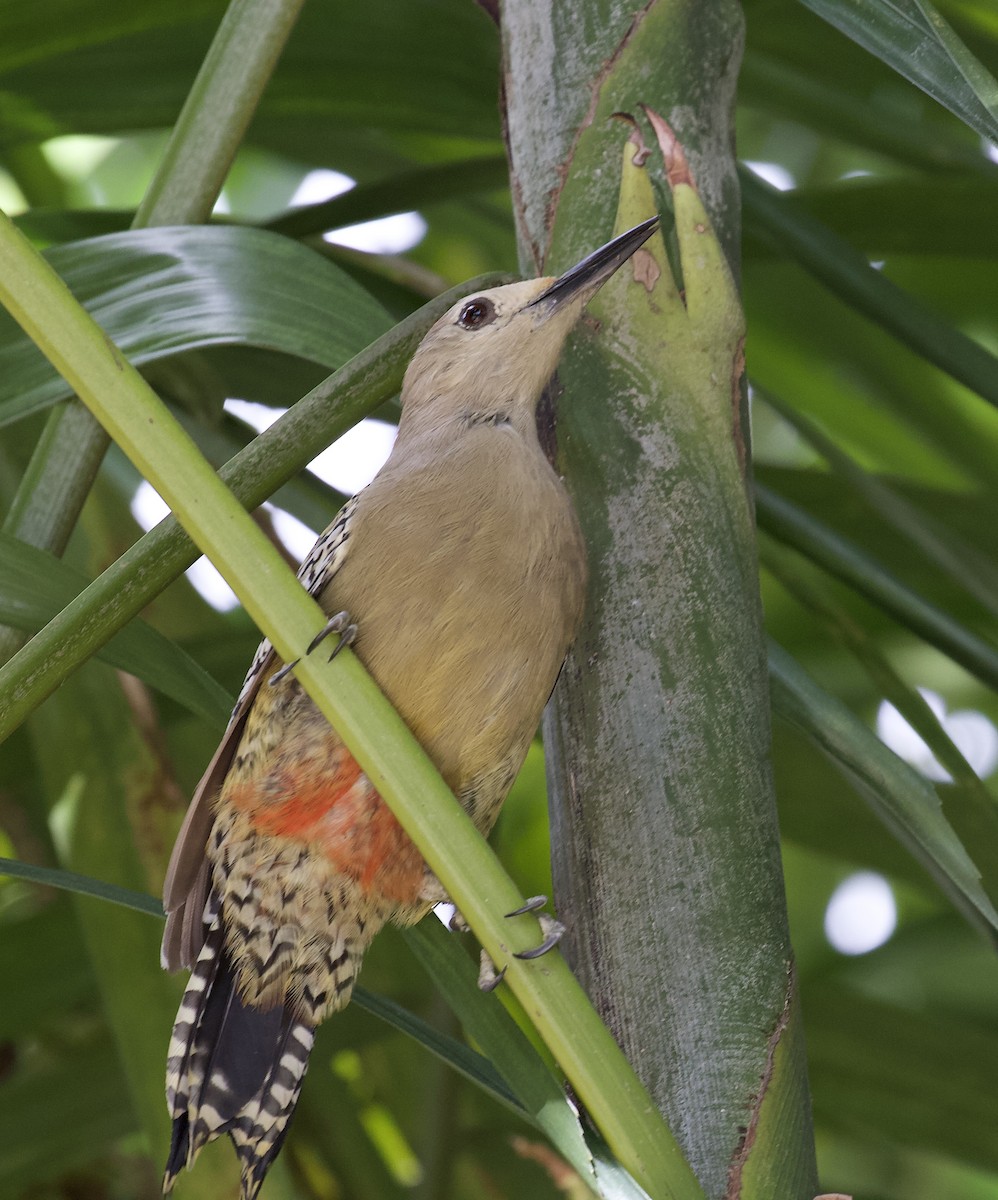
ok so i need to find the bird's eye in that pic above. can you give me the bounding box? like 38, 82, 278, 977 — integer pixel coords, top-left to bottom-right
457, 297, 496, 329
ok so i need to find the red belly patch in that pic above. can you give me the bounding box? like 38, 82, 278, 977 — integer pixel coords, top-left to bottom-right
230, 737, 426, 904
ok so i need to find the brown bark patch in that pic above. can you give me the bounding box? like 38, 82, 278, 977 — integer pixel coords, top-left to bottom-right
725, 960, 795, 1198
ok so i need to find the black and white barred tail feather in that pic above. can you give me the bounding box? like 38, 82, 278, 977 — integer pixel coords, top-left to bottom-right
163, 895, 314, 1199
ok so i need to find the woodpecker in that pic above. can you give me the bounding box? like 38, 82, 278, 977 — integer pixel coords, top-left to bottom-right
160, 216, 659, 1199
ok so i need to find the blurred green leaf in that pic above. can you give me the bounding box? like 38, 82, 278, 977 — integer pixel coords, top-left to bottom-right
762, 539, 998, 905
741, 169, 998, 412
0, 531, 233, 724
266, 156, 510, 239
0, 1030, 138, 1192
0, 856, 164, 917
0, 225, 392, 428
754, 384, 998, 617
757, 484, 998, 690
0, 899, 96, 1037
0, 1, 502, 170
807, 986, 998, 1171
799, 0, 998, 141
739, 47, 991, 171
744, 175, 998, 258
404, 920, 600, 1189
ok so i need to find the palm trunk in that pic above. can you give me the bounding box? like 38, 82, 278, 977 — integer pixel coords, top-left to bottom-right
501, 3, 819, 1195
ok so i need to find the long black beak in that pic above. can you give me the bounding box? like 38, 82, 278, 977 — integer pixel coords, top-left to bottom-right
529, 215, 659, 312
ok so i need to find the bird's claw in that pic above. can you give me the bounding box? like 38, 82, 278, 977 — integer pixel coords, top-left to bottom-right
448, 908, 471, 934
478, 952, 507, 992
507, 896, 565, 959
268, 658, 300, 687
505, 894, 549, 917
514, 914, 566, 960
268, 611, 356, 687
472, 898, 565, 990
306, 611, 358, 661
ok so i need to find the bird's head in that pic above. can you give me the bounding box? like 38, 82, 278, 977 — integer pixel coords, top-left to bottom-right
398, 217, 659, 437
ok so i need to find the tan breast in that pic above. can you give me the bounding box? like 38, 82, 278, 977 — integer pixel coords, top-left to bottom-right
319, 422, 587, 816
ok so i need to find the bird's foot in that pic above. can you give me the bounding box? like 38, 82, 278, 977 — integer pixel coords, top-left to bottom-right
478, 951, 506, 992
307, 610, 358, 659
513, 913, 566, 960
448, 908, 471, 933
476, 896, 565, 992
269, 612, 357, 687
268, 658, 299, 686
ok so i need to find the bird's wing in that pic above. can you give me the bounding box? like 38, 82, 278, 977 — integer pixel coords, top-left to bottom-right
161, 496, 360, 971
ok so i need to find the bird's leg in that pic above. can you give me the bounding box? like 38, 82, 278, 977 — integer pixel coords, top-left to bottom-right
417, 875, 471, 933
418, 875, 506, 989
268, 611, 357, 687
448, 909, 471, 933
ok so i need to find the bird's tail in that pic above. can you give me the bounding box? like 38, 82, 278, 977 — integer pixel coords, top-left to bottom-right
163, 895, 314, 1200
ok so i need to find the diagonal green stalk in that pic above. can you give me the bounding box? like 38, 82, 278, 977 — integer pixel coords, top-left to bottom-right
134, 0, 307, 229
0, 208, 700, 1200
0, 275, 508, 745
0, 0, 308, 665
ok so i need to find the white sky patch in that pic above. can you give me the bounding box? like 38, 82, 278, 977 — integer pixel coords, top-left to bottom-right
0, 170, 26, 216
291, 168, 354, 206
290, 167, 427, 254
824, 871, 898, 955
876, 688, 998, 783
325, 212, 428, 254
308, 418, 396, 494
224, 398, 396, 495
742, 161, 796, 191
224, 398, 284, 434
983, 138, 998, 164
